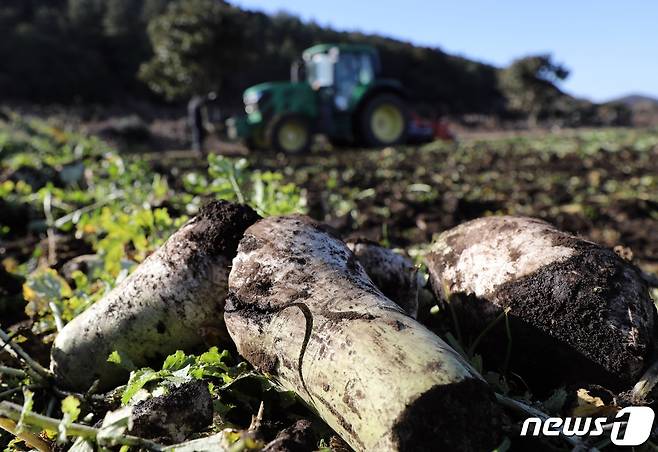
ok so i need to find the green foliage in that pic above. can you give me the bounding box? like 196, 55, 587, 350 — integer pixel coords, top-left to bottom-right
22, 268, 72, 332
16, 388, 34, 432
67, 0, 104, 30
82, 205, 178, 275
0, 0, 159, 102
184, 154, 307, 216
139, 0, 249, 100
107, 350, 137, 372
119, 347, 249, 406
102, 0, 142, 37
107, 346, 300, 438
0, 115, 307, 344
498, 54, 570, 125
1, 113, 656, 451
95, 406, 134, 448
59, 395, 81, 442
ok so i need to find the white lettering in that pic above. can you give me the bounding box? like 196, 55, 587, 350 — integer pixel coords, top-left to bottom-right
611, 407, 654, 446
519, 407, 654, 446
562, 417, 591, 436
591, 417, 606, 436
542, 418, 562, 436
520, 418, 542, 436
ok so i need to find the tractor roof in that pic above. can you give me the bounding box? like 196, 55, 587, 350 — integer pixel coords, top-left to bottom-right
303, 43, 378, 59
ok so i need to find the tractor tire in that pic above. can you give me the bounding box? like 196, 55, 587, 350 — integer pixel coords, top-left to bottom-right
267, 114, 312, 154
359, 94, 409, 147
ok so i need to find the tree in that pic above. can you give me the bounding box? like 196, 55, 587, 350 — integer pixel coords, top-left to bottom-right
67, 0, 104, 32
103, 0, 141, 37
138, 0, 250, 101
142, 0, 176, 22
498, 54, 569, 126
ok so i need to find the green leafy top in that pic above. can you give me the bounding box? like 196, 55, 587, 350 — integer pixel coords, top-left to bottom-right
118, 347, 248, 406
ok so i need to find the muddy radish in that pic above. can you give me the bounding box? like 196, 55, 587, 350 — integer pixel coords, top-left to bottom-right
345, 238, 420, 318
225, 215, 500, 452
425, 215, 655, 390
50, 201, 260, 391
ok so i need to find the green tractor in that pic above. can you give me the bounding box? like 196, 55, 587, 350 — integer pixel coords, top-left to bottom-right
227, 43, 418, 153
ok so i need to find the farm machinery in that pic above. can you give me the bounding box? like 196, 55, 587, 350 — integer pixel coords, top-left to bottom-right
226, 43, 445, 153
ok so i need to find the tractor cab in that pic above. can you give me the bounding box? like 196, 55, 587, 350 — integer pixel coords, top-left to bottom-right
301, 44, 379, 111
227, 43, 410, 153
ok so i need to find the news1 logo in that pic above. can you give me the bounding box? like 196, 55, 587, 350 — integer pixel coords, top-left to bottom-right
520, 406, 655, 446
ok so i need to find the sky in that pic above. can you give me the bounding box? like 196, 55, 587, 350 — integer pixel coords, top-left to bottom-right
232, 0, 658, 102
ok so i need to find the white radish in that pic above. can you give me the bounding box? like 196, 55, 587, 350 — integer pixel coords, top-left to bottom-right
425, 215, 655, 390
50, 201, 260, 391
225, 215, 500, 452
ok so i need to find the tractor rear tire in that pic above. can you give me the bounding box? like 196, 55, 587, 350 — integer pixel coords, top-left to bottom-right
359, 94, 409, 147
267, 114, 312, 154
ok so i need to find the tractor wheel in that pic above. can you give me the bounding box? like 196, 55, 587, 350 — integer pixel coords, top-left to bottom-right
244, 128, 269, 151
359, 94, 409, 147
267, 114, 312, 154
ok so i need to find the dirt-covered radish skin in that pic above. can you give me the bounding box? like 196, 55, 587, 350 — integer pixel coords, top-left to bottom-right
346, 238, 420, 318
226, 215, 500, 452
50, 201, 260, 391
426, 215, 655, 390
130, 380, 213, 443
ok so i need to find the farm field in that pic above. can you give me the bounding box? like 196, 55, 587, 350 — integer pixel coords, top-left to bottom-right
1, 113, 658, 451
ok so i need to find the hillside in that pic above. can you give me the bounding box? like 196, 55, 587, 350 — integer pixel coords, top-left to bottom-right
612, 93, 658, 107
0, 0, 626, 126
609, 94, 658, 126
0, 0, 502, 114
